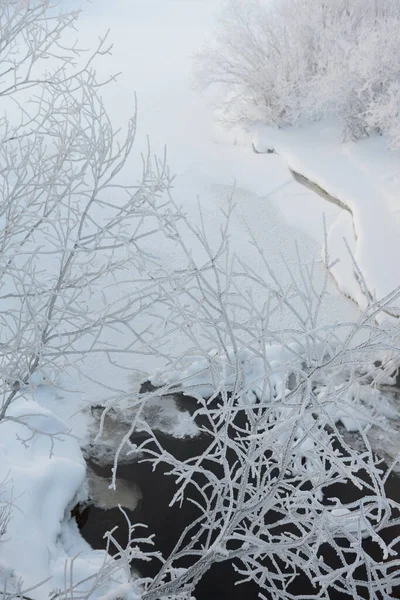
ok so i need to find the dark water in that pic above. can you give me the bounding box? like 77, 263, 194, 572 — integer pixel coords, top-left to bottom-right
80, 432, 264, 599
78, 388, 400, 600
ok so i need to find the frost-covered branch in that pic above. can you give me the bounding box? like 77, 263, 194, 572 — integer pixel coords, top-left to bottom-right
109, 194, 400, 599
0, 1, 175, 429
0, 4, 175, 595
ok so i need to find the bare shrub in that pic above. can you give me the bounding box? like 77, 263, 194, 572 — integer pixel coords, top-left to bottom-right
0, 2, 173, 598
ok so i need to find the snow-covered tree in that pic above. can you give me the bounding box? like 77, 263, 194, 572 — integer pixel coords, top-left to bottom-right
0, 0, 173, 427
108, 198, 400, 599
1, 2, 400, 599
0, 3, 173, 595
196, 0, 400, 145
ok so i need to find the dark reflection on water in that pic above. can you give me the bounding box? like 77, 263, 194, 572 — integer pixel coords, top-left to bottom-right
79, 390, 400, 600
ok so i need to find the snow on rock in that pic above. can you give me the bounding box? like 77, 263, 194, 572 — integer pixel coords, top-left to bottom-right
142, 395, 200, 439
150, 340, 400, 476
87, 395, 201, 468
0, 397, 134, 599
252, 122, 400, 319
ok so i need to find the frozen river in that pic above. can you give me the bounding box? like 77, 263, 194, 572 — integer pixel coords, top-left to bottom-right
65, 0, 361, 397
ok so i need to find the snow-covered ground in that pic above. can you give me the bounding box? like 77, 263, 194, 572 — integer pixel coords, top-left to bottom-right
0, 397, 137, 599
69, 0, 360, 392
4, 1, 393, 598
253, 122, 400, 318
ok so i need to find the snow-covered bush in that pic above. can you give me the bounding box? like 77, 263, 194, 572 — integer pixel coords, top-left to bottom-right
196, 0, 400, 145
109, 197, 400, 599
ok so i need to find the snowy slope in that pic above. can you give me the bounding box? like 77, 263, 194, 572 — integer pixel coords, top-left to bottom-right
253, 123, 400, 318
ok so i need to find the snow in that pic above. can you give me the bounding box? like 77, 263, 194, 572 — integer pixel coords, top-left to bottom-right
253, 122, 400, 318
151, 343, 304, 403
150, 339, 397, 468
141, 395, 200, 439
4, 1, 392, 598
46, 1, 361, 409
0, 397, 133, 599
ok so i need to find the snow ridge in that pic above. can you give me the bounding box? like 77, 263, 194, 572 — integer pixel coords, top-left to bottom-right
253, 123, 400, 318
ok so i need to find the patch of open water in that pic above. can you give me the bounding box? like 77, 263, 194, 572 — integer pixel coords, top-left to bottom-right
77, 384, 400, 599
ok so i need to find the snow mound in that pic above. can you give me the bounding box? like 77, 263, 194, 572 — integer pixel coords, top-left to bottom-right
0, 397, 134, 599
